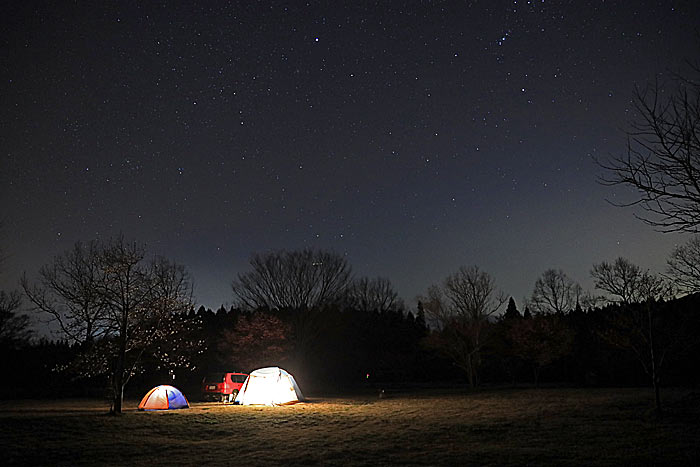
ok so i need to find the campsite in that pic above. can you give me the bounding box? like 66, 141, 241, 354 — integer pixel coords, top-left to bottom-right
3, 3, 700, 464
1, 387, 699, 466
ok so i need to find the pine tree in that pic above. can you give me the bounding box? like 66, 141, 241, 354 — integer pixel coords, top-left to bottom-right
503, 297, 521, 320
415, 301, 427, 330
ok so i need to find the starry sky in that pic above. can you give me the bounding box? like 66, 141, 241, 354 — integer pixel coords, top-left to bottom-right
2, 1, 699, 316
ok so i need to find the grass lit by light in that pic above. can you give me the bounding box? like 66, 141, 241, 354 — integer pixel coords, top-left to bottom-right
1, 387, 698, 466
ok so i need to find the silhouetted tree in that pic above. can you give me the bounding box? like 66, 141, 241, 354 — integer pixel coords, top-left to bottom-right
667, 235, 700, 293
492, 299, 525, 385
591, 257, 673, 414
22, 240, 107, 346
529, 269, 581, 314
503, 297, 521, 320
510, 312, 573, 386
598, 63, 700, 232
23, 236, 200, 414
415, 301, 426, 327
0, 290, 31, 349
231, 249, 352, 310
591, 257, 666, 305
347, 276, 400, 313
231, 249, 352, 367
421, 266, 506, 388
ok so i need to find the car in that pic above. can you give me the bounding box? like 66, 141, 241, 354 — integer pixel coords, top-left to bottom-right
201, 372, 248, 403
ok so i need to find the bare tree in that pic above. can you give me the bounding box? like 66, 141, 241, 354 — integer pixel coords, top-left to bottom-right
591, 257, 667, 305
597, 65, 700, 232
591, 257, 674, 414
666, 235, 700, 293
23, 236, 198, 414
132, 256, 198, 380
421, 266, 506, 388
232, 249, 352, 310
22, 241, 108, 346
529, 269, 581, 314
347, 276, 400, 313
232, 249, 352, 368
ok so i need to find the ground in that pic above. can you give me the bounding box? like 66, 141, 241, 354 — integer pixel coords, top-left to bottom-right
1, 387, 698, 466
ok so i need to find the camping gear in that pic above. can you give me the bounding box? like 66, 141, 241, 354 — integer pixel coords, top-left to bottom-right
234, 367, 304, 406
138, 385, 190, 410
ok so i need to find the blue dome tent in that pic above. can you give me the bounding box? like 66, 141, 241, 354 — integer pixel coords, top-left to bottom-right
138, 385, 190, 410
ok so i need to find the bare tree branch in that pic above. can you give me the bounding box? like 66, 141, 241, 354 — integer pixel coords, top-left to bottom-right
597, 66, 700, 232
347, 276, 400, 313
529, 269, 581, 314
666, 235, 700, 293
22, 235, 199, 414
232, 249, 352, 311
421, 266, 505, 388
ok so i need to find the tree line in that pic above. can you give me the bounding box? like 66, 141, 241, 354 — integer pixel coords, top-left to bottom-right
3, 238, 700, 415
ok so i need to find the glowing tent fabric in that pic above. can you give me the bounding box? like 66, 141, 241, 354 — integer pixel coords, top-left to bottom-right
138, 385, 190, 410
234, 367, 304, 406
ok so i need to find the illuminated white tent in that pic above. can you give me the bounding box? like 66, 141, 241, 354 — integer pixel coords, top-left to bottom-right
234, 367, 304, 406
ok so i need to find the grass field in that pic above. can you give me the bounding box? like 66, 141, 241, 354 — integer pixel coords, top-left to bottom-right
1, 387, 698, 466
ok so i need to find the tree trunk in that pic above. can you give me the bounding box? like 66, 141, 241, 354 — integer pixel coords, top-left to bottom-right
111, 378, 124, 415
111, 310, 129, 415
647, 306, 662, 416
466, 355, 475, 388
112, 356, 125, 414
653, 376, 662, 416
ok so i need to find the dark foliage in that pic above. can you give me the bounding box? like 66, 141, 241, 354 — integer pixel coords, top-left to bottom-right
5, 292, 700, 400
0, 290, 32, 349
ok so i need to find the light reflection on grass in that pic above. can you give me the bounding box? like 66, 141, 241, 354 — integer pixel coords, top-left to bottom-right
1, 388, 699, 466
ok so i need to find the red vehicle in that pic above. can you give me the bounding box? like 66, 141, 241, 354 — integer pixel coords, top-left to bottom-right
201, 372, 248, 403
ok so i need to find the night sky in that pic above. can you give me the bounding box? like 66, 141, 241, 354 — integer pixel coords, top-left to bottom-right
3, 1, 699, 316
